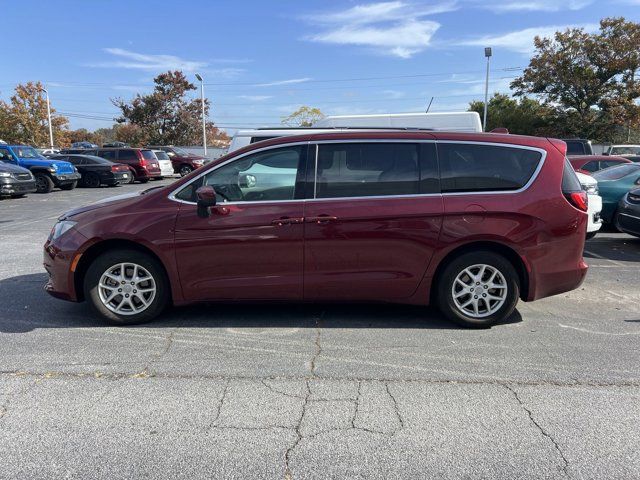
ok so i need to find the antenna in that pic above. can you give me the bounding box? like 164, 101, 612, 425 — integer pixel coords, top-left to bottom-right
425, 97, 434, 114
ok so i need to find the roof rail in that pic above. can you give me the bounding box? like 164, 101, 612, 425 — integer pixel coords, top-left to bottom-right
253, 126, 435, 132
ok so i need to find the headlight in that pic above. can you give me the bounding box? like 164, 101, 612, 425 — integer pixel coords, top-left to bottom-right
48, 163, 58, 173
49, 220, 77, 241
0, 172, 10, 177
584, 184, 598, 195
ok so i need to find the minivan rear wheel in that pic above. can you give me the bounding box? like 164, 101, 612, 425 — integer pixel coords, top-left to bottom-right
84, 249, 169, 325
437, 251, 519, 328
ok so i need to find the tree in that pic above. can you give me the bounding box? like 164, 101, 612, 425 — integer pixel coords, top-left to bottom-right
511, 17, 640, 141
0, 82, 69, 146
112, 70, 226, 146
469, 94, 553, 136
281, 106, 325, 127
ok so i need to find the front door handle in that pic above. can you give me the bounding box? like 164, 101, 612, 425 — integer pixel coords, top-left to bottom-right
306, 215, 338, 224
271, 217, 304, 226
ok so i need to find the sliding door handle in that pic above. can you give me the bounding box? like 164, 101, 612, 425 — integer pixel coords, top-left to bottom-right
306, 215, 338, 224
271, 217, 304, 226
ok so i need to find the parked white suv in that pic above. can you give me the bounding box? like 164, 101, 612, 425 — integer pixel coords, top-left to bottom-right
575, 171, 602, 239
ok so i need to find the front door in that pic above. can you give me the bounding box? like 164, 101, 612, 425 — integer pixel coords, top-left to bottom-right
173, 144, 308, 301
303, 141, 443, 301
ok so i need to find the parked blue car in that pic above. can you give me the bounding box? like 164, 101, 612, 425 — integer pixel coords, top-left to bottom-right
0, 144, 80, 193
592, 163, 640, 223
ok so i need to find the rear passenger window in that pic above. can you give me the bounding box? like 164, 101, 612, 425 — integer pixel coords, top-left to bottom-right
118, 150, 138, 161
315, 143, 420, 198
98, 150, 117, 161
438, 143, 542, 193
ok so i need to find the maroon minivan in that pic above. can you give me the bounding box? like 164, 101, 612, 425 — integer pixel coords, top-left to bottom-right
44, 131, 588, 328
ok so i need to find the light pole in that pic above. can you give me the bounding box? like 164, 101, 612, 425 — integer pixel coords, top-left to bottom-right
40, 86, 54, 149
195, 73, 207, 157
483, 47, 492, 132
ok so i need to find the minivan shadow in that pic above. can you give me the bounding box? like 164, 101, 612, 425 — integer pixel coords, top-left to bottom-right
1, 273, 523, 333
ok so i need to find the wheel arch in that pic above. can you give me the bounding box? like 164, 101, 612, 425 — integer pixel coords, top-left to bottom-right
429, 241, 530, 304
74, 238, 174, 303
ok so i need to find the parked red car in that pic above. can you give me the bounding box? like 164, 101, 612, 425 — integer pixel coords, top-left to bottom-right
569, 155, 631, 175
44, 131, 588, 328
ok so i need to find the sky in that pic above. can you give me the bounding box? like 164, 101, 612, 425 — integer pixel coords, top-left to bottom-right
1, 0, 639, 134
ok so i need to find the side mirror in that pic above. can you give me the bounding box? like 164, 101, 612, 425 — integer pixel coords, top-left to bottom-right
196, 185, 217, 218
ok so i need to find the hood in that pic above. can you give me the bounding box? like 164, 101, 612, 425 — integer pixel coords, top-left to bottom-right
0, 162, 32, 174
61, 191, 143, 219
575, 171, 596, 186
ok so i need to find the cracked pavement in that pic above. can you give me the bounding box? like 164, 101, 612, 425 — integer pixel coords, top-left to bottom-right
1, 181, 639, 479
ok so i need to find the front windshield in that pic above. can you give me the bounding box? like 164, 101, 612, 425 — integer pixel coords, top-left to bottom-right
611, 146, 640, 155
14, 146, 44, 159
593, 163, 640, 181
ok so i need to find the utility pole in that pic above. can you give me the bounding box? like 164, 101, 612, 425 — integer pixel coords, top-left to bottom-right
483, 47, 492, 132
40, 86, 54, 148
195, 74, 207, 157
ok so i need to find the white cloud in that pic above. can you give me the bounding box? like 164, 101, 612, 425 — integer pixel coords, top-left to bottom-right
304, 1, 456, 58
254, 78, 312, 87
382, 89, 405, 99
478, 0, 593, 12
87, 48, 208, 73
237, 95, 273, 101
457, 23, 599, 55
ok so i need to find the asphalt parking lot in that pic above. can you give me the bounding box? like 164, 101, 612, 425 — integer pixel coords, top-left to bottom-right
1, 181, 639, 479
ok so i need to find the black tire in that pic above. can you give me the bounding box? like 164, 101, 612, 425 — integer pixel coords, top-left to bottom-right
437, 251, 520, 328
179, 164, 193, 177
60, 181, 77, 191
34, 173, 54, 193
585, 231, 597, 240
83, 249, 169, 325
84, 173, 101, 188
139, 178, 149, 184
11, 194, 26, 198
128, 171, 135, 184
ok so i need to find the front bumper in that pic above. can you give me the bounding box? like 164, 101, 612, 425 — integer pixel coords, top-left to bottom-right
0, 180, 37, 195
43, 228, 89, 302
52, 172, 81, 186
586, 193, 603, 233
615, 196, 640, 236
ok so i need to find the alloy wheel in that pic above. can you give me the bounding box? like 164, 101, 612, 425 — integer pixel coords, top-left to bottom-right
98, 263, 156, 315
451, 264, 507, 318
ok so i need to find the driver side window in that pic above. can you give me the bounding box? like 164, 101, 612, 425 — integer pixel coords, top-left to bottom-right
176, 146, 304, 203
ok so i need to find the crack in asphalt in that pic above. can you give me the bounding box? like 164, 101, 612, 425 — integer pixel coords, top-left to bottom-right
284, 311, 325, 480
385, 382, 405, 431
1, 370, 637, 388
261, 379, 306, 399
208, 379, 230, 431
135, 331, 175, 378
503, 384, 570, 477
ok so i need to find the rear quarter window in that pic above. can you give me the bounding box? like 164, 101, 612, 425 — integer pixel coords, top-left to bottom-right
141, 150, 156, 160
438, 143, 542, 193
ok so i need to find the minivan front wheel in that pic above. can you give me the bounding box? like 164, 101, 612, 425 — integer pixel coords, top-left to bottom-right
84, 249, 168, 325
437, 251, 519, 328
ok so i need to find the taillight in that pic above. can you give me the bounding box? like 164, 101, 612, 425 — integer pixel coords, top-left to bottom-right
111, 165, 119, 172
562, 158, 588, 212
136, 150, 147, 166
565, 191, 588, 212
